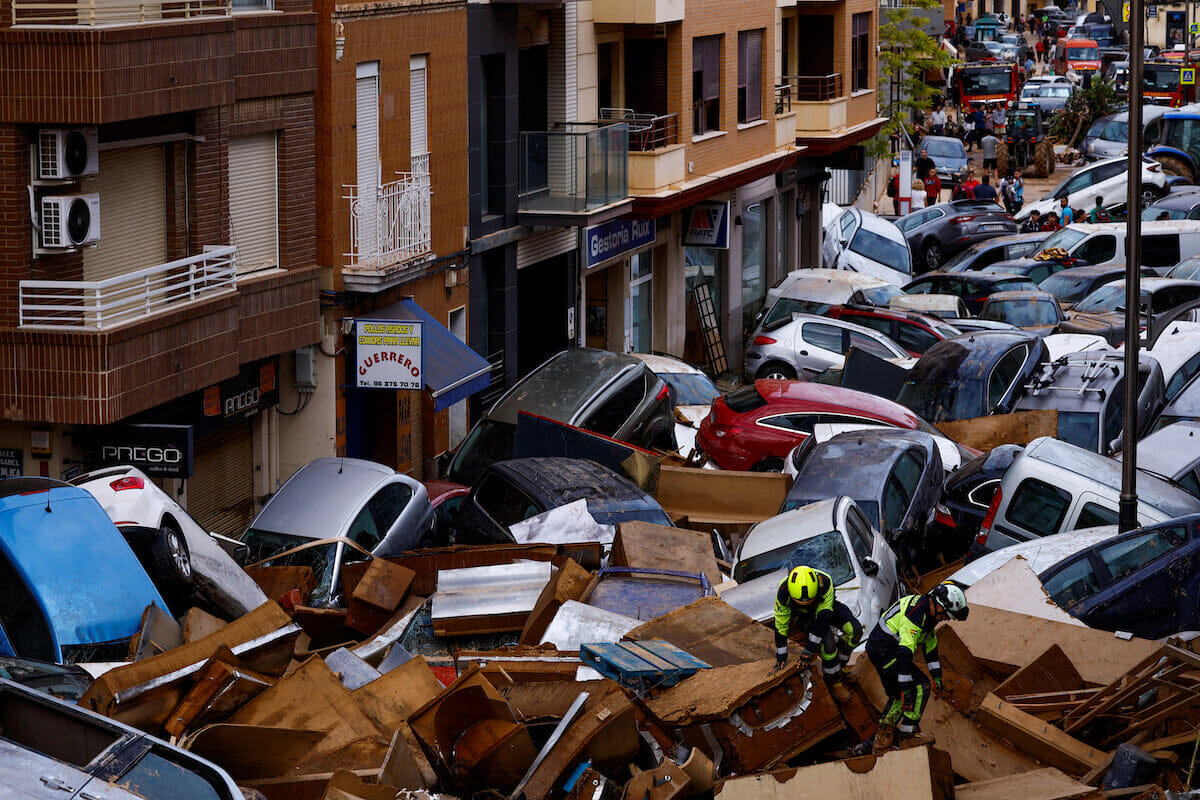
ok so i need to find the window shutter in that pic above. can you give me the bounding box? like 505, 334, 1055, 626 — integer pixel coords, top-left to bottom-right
228, 132, 278, 274
701, 37, 720, 101
81, 145, 166, 282
747, 30, 762, 122
356, 67, 381, 257
410, 55, 428, 157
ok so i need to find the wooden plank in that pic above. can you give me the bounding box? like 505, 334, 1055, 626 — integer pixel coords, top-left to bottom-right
611, 521, 723, 586
996, 644, 1086, 701
976, 693, 1108, 776
1063, 647, 1168, 733
955, 768, 1103, 800
625, 596, 778, 668
935, 409, 1058, 451
1141, 729, 1200, 751
180, 723, 324, 781
653, 466, 789, 525
714, 746, 955, 800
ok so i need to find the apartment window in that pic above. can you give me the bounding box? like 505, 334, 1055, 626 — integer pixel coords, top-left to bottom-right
81, 145, 166, 282
228, 132, 279, 273
738, 30, 763, 124
410, 55, 428, 159
356, 62, 381, 255
851, 13, 870, 92
693, 35, 721, 135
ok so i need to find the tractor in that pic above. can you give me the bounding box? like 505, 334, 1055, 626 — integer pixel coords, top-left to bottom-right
997, 107, 1055, 178
1147, 105, 1200, 184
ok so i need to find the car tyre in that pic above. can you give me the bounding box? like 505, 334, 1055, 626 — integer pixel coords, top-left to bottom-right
149, 522, 193, 608
756, 362, 797, 381
922, 240, 944, 272
1155, 154, 1196, 185
750, 458, 785, 473
1140, 186, 1165, 209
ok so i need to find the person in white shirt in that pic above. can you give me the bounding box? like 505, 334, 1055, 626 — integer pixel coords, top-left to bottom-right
910, 179, 926, 210
930, 106, 947, 136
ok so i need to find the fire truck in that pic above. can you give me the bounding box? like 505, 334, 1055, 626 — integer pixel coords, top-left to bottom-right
953, 62, 1020, 110
1144, 58, 1198, 107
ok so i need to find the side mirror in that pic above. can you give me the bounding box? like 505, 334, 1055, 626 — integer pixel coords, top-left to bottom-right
234, 544, 250, 566
862, 557, 880, 577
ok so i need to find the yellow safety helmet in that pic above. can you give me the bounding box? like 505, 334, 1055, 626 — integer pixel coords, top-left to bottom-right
786, 566, 821, 604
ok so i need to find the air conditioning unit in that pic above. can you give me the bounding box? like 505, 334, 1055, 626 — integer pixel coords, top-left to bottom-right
40, 193, 100, 248
38, 128, 99, 180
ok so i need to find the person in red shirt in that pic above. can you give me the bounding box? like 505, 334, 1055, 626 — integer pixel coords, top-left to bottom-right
923, 167, 941, 207
1041, 210, 1061, 231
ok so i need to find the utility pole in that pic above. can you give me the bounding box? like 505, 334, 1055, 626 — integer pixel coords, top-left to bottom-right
1120, 0, 1144, 533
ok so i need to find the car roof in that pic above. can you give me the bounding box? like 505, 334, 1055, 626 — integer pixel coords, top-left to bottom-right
984, 290, 1057, 302
790, 430, 938, 498
778, 268, 892, 294
487, 457, 657, 506
948, 526, 1119, 586
629, 352, 707, 376
1149, 192, 1200, 211
487, 348, 644, 425
751, 379, 921, 426
248, 457, 402, 539
1059, 220, 1200, 234
833, 304, 944, 327
1048, 264, 1132, 278
852, 209, 907, 242
1132, 421, 1200, 476
736, 498, 845, 562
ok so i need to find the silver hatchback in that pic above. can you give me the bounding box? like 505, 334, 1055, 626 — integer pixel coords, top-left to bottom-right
744, 312, 909, 381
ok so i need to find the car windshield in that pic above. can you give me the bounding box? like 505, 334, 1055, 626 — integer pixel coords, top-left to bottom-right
962, 70, 1015, 95
1168, 255, 1200, 278
1101, 119, 1128, 142
1057, 410, 1099, 449
763, 297, 832, 327
662, 372, 720, 405
242, 529, 339, 606
733, 530, 857, 585
981, 298, 1059, 326
1086, 119, 1109, 138
1145, 65, 1181, 91
1074, 283, 1146, 313
895, 341, 985, 421
1144, 205, 1190, 221
1041, 86, 1072, 98
1040, 227, 1088, 252
924, 139, 965, 158
446, 419, 516, 485
1067, 46, 1099, 60
850, 228, 912, 274
1040, 272, 1095, 304
859, 285, 906, 306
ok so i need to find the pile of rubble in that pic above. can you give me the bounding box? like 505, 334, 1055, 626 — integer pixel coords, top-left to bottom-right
61, 501, 1200, 800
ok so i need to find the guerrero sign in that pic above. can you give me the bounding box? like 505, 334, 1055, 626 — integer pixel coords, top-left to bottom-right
357, 320, 423, 389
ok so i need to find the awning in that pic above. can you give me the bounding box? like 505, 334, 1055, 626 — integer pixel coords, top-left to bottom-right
357, 299, 491, 411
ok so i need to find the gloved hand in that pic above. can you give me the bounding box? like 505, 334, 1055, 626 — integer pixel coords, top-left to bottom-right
933, 678, 945, 700
901, 688, 917, 713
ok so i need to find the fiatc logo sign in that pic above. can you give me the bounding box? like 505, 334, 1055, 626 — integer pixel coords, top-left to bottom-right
682, 201, 730, 249
356, 320, 423, 390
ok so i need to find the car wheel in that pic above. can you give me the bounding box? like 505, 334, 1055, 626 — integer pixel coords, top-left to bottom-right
149, 522, 193, 606
750, 458, 785, 473
1140, 186, 1164, 209
756, 362, 797, 381
922, 240, 944, 271
1155, 154, 1196, 185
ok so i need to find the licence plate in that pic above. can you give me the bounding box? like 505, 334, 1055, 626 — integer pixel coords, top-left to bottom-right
981, 223, 1004, 231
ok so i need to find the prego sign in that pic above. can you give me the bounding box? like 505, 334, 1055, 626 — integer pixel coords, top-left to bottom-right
94, 425, 194, 478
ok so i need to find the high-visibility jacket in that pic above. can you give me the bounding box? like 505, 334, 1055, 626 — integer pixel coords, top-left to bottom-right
773, 569, 835, 654
873, 594, 943, 687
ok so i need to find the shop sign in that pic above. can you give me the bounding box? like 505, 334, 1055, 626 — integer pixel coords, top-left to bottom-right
0, 448, 20, 478
584, 219, 656, 268
95, 424, 194, 479
201, 358, 279, 430
682, 201, 730, 249
356, 320, 423, 389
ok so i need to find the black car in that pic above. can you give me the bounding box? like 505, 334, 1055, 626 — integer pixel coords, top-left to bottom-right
1059, 278, 1200, 345
1039, 264, 1155, 309
979, 257, 1074, 285
781, 428, 943, 568
454, 457, 673, 545
933, 444, 1023, 560
940, 232, 1051, 273
895, 200, 1019, 272
1040, 515, 1200, 639
1143, 190, 1200, 222
903, 272, 1040, 314
895, 330, 1049, 422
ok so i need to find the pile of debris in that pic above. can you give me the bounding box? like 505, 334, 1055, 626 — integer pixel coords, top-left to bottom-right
49, 517, 1200, 800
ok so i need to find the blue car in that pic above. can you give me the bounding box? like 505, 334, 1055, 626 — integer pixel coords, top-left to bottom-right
1040, 515, 1200, 639
0, 478, 168, 664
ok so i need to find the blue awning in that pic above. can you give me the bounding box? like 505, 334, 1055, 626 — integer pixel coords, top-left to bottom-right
357, 299, 491, 411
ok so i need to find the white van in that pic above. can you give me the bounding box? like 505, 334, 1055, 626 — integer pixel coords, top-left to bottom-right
971, 436, 1200, 557
1030, 221, 1200, 275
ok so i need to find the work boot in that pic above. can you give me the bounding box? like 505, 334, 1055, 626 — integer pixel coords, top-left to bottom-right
872, 724, 896, 754
898, 732, 937, 750
829, 680, 853, 704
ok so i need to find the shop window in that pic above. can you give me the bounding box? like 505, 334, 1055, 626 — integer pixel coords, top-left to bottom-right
851, 13, 871, 92
693, 36, 722, 135
630, 251, 653, 353
685, 247, 723, 364
741, 202, 766, 336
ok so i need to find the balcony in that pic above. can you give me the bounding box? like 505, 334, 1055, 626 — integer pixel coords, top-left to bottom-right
518, 122, 633, 226
19, 246, 237, 330
9, 0, 238, 26
777, 73, 848, 135
599, 109, 686, 196
343, 153, 432, 292
592, 0, 682, 24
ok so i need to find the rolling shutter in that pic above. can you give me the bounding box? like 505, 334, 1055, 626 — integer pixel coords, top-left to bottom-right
186, 420, 255, 539
410, 55, 428, 157
517, 227, 576, 269
695, 36, 720, 102
740, 29, 763, 123
81, 145, 166, 282
228, 133, 278, 274
356, 67, 381, 256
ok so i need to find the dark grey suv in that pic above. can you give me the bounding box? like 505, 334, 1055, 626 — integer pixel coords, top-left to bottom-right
446, 348, 676, 485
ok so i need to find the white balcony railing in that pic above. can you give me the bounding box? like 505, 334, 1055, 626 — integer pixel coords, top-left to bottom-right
18, 245, 237, 329
11, 0, 240, 26
345, 153, 432, 270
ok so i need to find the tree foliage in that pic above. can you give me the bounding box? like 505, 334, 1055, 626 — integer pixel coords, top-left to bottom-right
868, 1, 957, 161
1050, 78, 1119, 147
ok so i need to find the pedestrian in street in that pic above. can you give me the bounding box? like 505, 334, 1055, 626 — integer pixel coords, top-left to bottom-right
773, 566, 863, 703
1058, 195, 1074, 224
1042, 210, 1061, 231
910, 179, 927, 210
914, 149, 936, 185
1036, 37, 1046, 62
1087, 196, 1111, 223
930, 105, 947, 136
981, 130, 1000, 179
924, 167, 942, 207
868, 582, 969, 752
992, 103, 1006, 136
999, 170, 1013, 212
962, 108, 976, 150
973, 174, 999, 202
953, 168, 979, 200
1022, 208, 1042, 231
887, 167, 902, 215
1010, 169, 1024, 214
1024, 55, 1035, 78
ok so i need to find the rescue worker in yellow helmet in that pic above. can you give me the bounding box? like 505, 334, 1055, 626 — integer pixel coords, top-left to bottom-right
867, 581, 969, 752
773, 565, 863, 702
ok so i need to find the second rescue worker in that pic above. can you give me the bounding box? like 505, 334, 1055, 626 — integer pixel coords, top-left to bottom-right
772, 566, 863, 703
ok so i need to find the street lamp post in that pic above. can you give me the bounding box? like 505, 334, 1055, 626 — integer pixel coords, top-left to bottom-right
1120, 0, 1144, 532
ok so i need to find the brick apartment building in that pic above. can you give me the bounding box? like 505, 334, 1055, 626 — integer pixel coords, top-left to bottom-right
0, 0, 321, 535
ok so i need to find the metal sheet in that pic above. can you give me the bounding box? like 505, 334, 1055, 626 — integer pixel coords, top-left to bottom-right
510, 500, 615, 548
432, 562, 553, 622
539, 600, 640, 652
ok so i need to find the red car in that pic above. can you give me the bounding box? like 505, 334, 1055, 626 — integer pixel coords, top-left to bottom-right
822, 305, 961, 357
696, 380, 929, 471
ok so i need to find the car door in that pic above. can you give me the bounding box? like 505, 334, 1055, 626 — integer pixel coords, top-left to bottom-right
1089, 159, 1128, 207
842, 502, 898, 626
987, 344, 1032, 414
796, 321, 846, 375
825, 211, 858, 267
1057, 167, 1096, 207
1074, 523, 1196, 637
1071, 234, 1118, 265
366, 482, 417, 554
881, 448, 926, 544
1141, 235, 1182, 273
846, 328, 905, 361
